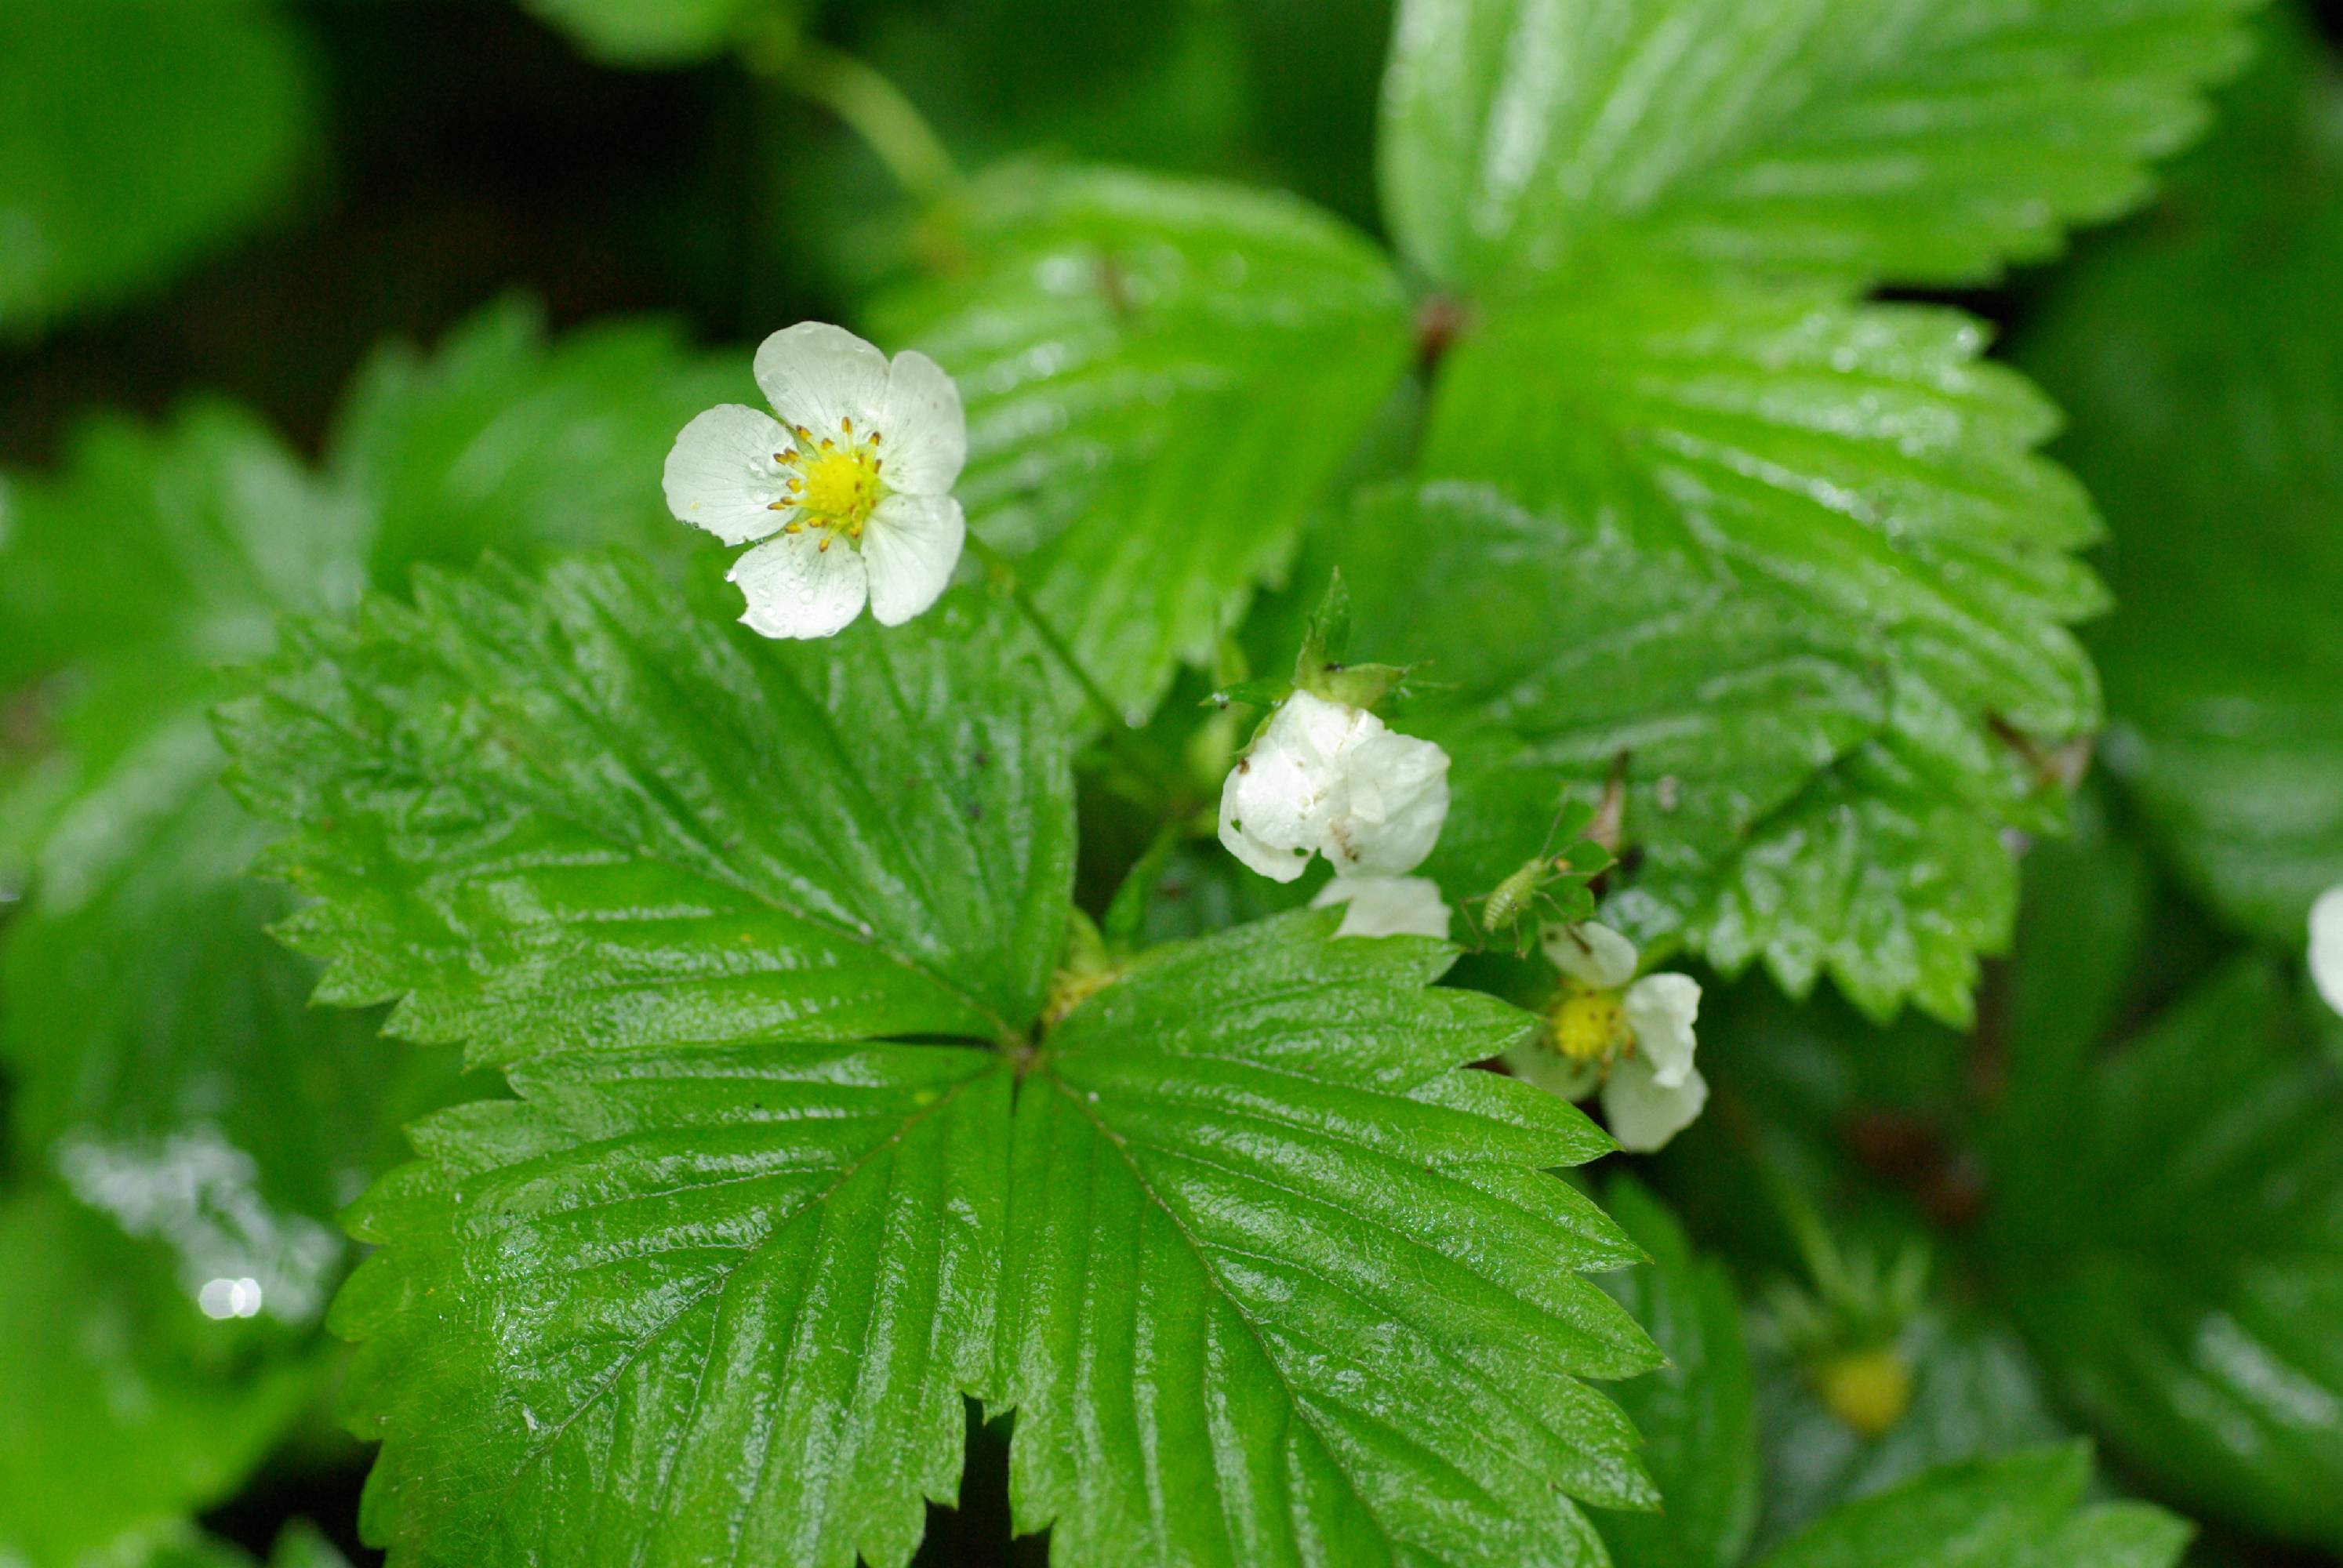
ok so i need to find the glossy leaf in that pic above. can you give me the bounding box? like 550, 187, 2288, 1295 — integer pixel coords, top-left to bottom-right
2021, 15, 2343, 942
1379, 0, 2257, 291
1750, 1443, 2188, 1568
1992, 962, 2343, 1551
335, 1041, 1011, 1568
1004, 912, 1662, 1566
877, 165, 1412, 717
0, 0, 317, 333
220, 554, 1076, 1062
1596, 1178, 1759, 1568
1424, 280, 2103, 742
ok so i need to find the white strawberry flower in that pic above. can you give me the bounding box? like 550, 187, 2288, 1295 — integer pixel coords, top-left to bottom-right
1505, 920, 1708, 1153
1218, 690, 1451, 884
2312, 886, 2343, 1017
1312, 875, 1451, 940
663, 321, 966, 638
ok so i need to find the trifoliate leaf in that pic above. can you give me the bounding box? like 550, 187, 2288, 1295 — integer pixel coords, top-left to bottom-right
0, 1192, 324, 1566
0, 0, 318, 334
1596, 1179, 1759, 1568
876, 165, 1412, 718
1004, 912, 1661, 1566
334, 1040, 1011, 1568
1378, 0, 2258, 292
219, 554, 1076, 1060
1753, 1443, 2188, 1568
2019, 13, 2343, 944
1989, 961, 2343, 1552
1396, 273, 2097, 1021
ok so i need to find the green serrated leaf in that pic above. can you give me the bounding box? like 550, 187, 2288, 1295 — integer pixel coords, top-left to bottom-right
2019, 12, 2343, 944
1005, 911, 1660, 1567
218, 554, 1076, 1061
1378, 0, 2258, 292
1424, 280, 2104, 742
1989, 960, 2343, 1552
1751, 1443, 2186, 1568
0, 0, 317, 334
1597, 1178, 1760, 1568
334, 1040, 1010, 1568
874, 165, 1412, 718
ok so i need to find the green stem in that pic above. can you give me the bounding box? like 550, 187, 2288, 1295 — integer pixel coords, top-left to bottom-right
749, 31, 958, 205
962, 533, 1175, 795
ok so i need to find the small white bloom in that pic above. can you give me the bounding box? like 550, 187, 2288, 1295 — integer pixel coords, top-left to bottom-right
2312, 886, 2343, 1017
663, 321, 967, 638
1218, 690, 1451, 884
1312, 876, 1451, 940
1506, 921, 1707, 1153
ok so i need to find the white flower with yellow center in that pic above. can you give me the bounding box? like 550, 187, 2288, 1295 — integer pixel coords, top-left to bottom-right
2312, 886, 2343, 1017
1505, 920, 1707, 1152
1218, 690, 1451, 884
1312, 875, 1451, 939
663, 321, 966, 638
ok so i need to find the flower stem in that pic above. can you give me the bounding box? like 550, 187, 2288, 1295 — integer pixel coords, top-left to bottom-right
962, 533, 1177, 796
746, 27, 958, 205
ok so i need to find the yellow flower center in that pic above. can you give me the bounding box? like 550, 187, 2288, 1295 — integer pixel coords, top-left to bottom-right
1549, 981, 1629, 1063
772, 418, 886, 545
1813, 1346, 1914, 1439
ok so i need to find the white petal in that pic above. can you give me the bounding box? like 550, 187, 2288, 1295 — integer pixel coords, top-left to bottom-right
875, 349, 967, 495
1602, 1057, 1709, 1153
1218, 696, 1357, 883
1624, 972, 1702, 1089
1542, 921, 1640, 989
863, 492, 964, 626
754, 322, 888, 439
662, 405, 791, 545
1502, 1037, 1604, 1103
1313, 876, 1451, 940
1324, 727, 1451, 877
2312, 886, 2343, 1017
727, 529, 867, 640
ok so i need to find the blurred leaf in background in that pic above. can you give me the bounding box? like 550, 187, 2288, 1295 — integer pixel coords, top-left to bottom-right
0, 0, 320, 337
0, 299, 739, 1558
2022, 5, 2343, 949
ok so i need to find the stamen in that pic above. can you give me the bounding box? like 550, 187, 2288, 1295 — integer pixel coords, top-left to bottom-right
768, 499, 787, 510
869, 430, 881, 445
818, 535, 834, 553
841, 416, 853, 434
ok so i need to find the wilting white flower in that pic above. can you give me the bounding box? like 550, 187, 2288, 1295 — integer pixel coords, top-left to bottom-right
1505, 920, 1707, 1152
2312, 887, 2343, 1017
1312, 875, 1451, 940
1219, 690, 1450, 884
664, 321, 966, 638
